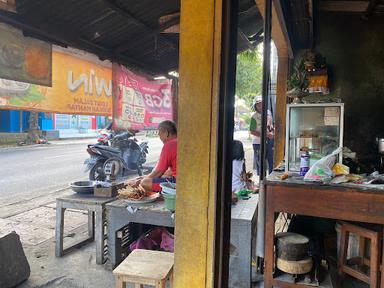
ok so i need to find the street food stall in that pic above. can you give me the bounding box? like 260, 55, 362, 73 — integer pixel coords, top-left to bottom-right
0, 0, 266, 286
3, 0, 384, 287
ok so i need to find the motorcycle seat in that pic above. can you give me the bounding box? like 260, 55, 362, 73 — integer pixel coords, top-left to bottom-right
96, 146, 121, 154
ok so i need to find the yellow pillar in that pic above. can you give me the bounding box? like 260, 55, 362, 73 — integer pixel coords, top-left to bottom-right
174, 0, 222, 287
274, 52, 289, 167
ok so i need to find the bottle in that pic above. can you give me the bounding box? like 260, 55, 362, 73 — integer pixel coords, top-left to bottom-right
300, 150, 310, 176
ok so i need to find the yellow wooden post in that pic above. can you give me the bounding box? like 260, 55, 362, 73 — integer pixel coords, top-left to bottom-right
174, 0, 223, 287
274, 52, 289, 167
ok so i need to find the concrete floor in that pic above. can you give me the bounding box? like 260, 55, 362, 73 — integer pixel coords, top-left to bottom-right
0, 189, 115, 288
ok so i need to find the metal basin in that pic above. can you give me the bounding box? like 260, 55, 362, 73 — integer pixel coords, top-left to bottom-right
70, 181, 96, 194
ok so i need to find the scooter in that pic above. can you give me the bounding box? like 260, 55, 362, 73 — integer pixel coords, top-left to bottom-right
84, 131, 149, 180
96, 129, 113, 146
96, 123, 113, 146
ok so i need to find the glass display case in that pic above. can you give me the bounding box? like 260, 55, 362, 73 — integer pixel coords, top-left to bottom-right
285, 103, 344, 172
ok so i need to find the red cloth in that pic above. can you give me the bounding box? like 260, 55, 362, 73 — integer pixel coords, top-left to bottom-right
155, 138, 177, 177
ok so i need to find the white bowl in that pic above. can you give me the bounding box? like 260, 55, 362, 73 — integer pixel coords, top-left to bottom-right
160, 182, 176, 195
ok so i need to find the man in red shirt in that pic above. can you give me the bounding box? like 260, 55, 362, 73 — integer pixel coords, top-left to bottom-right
129, 120, 177, 192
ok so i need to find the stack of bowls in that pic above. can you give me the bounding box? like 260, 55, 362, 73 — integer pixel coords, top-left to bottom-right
160, 182, 176, 211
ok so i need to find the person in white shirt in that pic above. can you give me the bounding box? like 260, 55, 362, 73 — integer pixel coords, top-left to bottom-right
232, 140, 247, 193
249, 96, 274, 175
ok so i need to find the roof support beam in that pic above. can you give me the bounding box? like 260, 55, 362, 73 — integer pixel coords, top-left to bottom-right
0, 11, 69, 46
159, 16, 180, 33
238, 28, 254, 50
103, 0, 177, 52
365, 0, 381, 16
114, 16, 180, 53
255, 0, 293, 58
319, 1, 369, 12
0, 11, 166, 76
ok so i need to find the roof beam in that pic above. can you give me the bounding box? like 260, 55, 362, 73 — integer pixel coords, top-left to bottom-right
365, 0, 381, 16
159, 16, 180, 33
255, 0, 293, 58
114, 16, 179, 53
238, 28, 255, 50
103, 0, 177, 53
0, 11, 69, 47
319, 1, 369, 13
0, 11, 166, 76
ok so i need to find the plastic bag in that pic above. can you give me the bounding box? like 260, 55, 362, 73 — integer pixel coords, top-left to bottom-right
160, 229, 175, 252
304, 147, 342, 182
332, 163, 350, 176
129, 227, 174, 252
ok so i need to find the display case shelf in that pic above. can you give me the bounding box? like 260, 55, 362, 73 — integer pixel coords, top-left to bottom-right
285, 103, 344, 172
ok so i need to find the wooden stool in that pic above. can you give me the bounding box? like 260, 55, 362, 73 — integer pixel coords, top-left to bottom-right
338, 221, 382, 288
113, 249, 174, 288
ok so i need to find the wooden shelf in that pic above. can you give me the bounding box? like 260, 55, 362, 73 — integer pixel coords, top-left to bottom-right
272, 270, 333, 288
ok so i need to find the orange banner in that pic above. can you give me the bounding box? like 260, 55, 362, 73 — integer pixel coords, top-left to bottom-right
0, 51, 112, 115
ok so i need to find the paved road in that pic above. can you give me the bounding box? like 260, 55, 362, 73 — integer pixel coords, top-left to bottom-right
0, 131, 251, 207
0, 137, 163, 206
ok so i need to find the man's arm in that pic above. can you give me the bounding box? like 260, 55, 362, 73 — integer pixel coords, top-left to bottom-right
127, 146, 168, 186
250, 130, 261, 137
147, 168, 165, 179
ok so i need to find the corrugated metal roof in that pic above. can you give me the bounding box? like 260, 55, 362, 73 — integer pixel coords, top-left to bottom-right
0, 0, 263, 75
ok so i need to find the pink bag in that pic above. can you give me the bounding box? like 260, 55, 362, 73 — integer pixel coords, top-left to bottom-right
160, 229, 174, 252
129, 227, 174, 252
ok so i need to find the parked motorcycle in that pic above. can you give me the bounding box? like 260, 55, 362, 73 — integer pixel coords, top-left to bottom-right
84, 131, 149, 180
96, 122, 113, 146
96, 129, 113, 146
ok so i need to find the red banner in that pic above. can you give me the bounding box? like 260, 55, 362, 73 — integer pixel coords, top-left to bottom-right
112, 64, 173, 130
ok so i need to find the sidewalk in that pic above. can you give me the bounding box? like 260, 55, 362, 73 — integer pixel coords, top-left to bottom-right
57, 129, 99, 139
0, 189, 115, 288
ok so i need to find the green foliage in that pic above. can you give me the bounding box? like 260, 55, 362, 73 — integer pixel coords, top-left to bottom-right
236, 49, 263, 108
239, 113, 251, 126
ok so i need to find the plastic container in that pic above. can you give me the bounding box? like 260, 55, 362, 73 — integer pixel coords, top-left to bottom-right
160, 182, 176, 195
162, 192, 176, 211
300, 151, 310, 176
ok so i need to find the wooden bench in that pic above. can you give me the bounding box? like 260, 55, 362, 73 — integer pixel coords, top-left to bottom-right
113, 249, 174, 288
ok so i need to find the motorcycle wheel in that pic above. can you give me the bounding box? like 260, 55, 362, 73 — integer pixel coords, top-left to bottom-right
89, 161, 106, 181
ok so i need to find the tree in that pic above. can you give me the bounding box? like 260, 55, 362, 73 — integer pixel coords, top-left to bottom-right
27, 111, 41, 143
235, 48, 263, 108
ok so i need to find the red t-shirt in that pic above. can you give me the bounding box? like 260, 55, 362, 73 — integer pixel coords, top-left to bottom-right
156, 138, 177, 177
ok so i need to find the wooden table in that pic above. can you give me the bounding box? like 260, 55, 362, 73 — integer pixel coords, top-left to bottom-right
264, 172, 384, 288
106, 199, 174, 268
106, 195, 259, 288
55, 193, 115, 264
